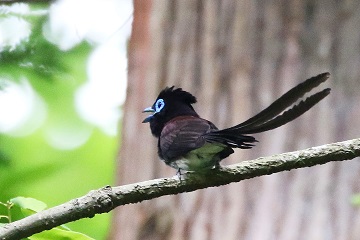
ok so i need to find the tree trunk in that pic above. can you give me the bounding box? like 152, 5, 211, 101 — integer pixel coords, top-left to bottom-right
109, 1, 360, 239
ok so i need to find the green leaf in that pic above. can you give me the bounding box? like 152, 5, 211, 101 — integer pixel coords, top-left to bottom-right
10, 197, 47, 214
29, 227, 95, 240
0, 215, 9, 220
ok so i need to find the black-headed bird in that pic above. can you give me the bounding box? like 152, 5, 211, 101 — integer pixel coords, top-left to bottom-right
143, 73, 330, 173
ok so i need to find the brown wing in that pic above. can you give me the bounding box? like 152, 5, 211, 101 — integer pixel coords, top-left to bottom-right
158, 116, 217, 161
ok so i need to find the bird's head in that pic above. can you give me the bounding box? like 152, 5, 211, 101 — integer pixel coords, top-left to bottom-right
142, 86, 199, 137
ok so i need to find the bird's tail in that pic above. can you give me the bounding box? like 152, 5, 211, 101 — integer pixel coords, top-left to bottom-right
204, 72, 331, 148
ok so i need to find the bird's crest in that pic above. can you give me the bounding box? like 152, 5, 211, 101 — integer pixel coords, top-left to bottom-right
157, 86, 197, 106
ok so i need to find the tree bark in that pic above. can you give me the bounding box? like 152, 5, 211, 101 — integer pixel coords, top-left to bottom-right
110, 1, 360, 239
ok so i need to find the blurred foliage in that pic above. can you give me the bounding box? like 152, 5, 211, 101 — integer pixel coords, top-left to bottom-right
351, 194, 360, 206
0, 3, 119, 239
0, 6, 68, 82
1, 197, 95, 239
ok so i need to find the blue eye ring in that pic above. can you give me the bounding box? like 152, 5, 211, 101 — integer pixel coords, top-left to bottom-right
155, 99, 165, 112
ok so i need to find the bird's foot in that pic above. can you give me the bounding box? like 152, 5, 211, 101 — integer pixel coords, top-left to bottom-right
176, 168, 186, 181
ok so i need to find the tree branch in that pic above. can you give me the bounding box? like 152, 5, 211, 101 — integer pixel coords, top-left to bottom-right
1, 138, 360, 239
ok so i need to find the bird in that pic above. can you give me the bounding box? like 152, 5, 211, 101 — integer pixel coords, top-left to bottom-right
142, 72, 331, 173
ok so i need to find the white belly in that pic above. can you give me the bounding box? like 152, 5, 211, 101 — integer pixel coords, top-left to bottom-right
166, 143, 226, 171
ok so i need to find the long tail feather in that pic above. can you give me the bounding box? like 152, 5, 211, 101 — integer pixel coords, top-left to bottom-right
204, 72, 331, 148
236, 88, 330, 134
225, 72, 330, 131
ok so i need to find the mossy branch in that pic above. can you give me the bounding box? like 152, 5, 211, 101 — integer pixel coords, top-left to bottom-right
1, 138, 360, 240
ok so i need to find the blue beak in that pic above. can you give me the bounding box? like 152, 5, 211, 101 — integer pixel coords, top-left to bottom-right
142, 107, 155, 123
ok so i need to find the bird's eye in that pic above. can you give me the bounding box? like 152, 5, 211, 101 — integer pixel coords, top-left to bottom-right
155, 99, 165, 112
